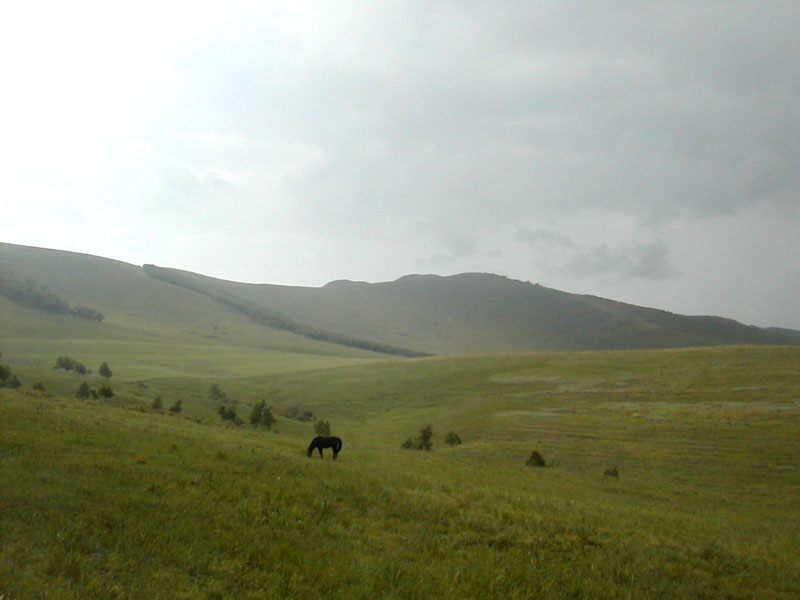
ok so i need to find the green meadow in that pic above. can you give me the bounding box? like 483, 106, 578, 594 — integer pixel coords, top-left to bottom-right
2, 339, 799, 598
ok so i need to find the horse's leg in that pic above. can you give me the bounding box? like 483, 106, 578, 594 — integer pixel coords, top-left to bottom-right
317, 447, 323, 458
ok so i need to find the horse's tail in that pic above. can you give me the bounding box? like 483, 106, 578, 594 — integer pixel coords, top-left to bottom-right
335, 438, 343, 452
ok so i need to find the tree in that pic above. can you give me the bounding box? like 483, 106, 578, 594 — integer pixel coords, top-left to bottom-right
249, 400, 276, 429
403, 425, 435, 451
169, 399, 183, 414
314, 419, 331, 436
99, 362, 112, 380
76, 382, 92, 398
218, 405, 240, 425
445, 431, 462, 448
417, 425, 434, 451
209, 384, 227, 402
98, 384, 114, 398
249, 400, 265, 425
151, 395, 163, 410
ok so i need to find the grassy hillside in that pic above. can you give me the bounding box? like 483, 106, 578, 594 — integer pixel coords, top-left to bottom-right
143, 266, 797, 354
3, 242, 796, 355
2, 345, 799, 598
0, 242, 390, 360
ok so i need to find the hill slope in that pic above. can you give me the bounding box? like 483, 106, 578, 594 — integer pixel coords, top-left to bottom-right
2, 242, 796, 355
143, 265, 797, 354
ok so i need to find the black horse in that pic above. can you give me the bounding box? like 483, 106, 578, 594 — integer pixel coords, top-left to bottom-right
307, 435, 342, 460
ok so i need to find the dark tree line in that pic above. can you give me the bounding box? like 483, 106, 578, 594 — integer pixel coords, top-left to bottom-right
0, 266, 103, 321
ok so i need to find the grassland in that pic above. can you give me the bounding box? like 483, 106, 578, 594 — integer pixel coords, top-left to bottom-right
2, 342, 799, 599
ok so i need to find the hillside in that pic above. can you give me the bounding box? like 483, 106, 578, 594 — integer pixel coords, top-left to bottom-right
2, 345, 800, 598
142, 265, 797, 354
2, 242, 797, 355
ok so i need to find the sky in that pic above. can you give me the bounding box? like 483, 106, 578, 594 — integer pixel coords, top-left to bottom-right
2, 1, 799, 329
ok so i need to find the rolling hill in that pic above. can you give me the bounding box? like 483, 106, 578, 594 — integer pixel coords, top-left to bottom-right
2, 241, 797, 355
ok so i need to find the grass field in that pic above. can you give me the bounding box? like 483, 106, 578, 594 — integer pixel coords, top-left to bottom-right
1, 343, 799, 598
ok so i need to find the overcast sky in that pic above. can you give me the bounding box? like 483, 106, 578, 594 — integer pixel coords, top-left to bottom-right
2, 1, 799, 329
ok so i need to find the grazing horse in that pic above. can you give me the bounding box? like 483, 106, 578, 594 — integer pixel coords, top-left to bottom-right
307, 435, 342, 460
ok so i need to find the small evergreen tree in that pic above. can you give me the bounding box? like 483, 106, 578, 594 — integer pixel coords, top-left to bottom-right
249, 400, 265, 426
98, 384, 114, 398
76, 382, 92, 398
416, 425, 434, 451
260, 405, 276, 430
314, 419, 331, 436
249, 400, 276, 429
209, 384, 227, 401
99, 362, 112, 380
151, 395, 163, 410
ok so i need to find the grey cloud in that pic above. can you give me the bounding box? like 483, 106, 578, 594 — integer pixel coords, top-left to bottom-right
566, 240, 679, 281
514, 228, 577, 249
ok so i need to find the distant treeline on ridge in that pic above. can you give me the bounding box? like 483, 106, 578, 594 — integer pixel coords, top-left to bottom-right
143, 265, 430, 358
0, 266, 104, 321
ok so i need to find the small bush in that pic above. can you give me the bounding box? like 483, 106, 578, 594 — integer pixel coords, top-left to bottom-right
445, 431, 462, 447
249, 400, 276, 429
76, 382, 92, 399
99, 362, 112, 380
218, 405, 240, 425
209, 384, 228, 402
526, 450, 546, 467
604, 466, 619, 478
151, 395, 163, 410
98, 384, 114, 398
169, 399, 183, 414
402, 425, 434, 451
33, 382, 46, 391
314, 419, 331, 436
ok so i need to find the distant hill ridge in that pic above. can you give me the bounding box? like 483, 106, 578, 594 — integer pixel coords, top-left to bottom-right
2, 242, 797, 355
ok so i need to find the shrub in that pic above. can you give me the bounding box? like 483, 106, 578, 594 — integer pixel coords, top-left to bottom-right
526, 450, 546, 467
403, 425, 434, 451
445, 431, 462, 447
169, 399, 183, 414
604, 466, 619, 478
218, 405, 240, 425
99, 362, 112, 380
33, 382, 46, 391
98, 384, 114, 398
314, 419, 331, 436
209, 384, 227, 402
76, 382, 92, 398
249, 400, 277, 429
151, 395, 163, 410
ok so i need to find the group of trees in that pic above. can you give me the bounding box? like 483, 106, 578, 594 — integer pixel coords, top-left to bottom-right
73, 360, 113, 399
151, 395, 182, 413
402, 426, 462, 451
55, 356, 88, 375
249, 400, 277, 429
0, 266, 104, 321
